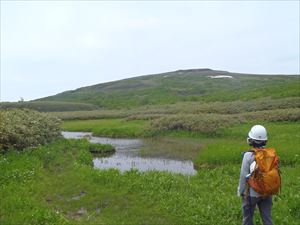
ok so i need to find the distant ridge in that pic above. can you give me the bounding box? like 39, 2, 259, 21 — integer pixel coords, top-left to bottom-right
173, 68, 228, 73
36, 68, 300, 109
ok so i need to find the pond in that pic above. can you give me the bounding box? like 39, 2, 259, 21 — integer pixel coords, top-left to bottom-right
62, 132, 198, 176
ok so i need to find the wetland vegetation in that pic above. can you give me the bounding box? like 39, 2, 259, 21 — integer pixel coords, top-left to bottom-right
1, 70, 299, 224
1, 121, 299, 225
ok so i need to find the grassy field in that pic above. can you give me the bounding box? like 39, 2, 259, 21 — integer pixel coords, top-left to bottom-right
62, 119, 148, 137
194, 122, 300, 167
1, 122, 299, 225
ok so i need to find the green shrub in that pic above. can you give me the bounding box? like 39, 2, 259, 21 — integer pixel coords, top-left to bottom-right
242, 108, 300, 122
150, 114, 245, 134
51, 97, 300, 122
148, 108, 300, 134
0, 109, 62, 151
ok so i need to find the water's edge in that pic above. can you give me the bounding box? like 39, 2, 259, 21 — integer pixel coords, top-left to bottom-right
62, 131, 197, 176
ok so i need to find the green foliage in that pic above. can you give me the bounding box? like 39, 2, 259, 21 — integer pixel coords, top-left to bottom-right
0, 101, 99, 112
150, 114, 243, 134
150, 108, 300, 134
0, 109, 62, 151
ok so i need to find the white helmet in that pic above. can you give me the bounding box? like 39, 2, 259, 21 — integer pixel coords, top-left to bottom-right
248, 125, 267, 141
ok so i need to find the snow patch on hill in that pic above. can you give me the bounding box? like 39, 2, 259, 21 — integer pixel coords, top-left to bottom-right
208, 75, 233, 79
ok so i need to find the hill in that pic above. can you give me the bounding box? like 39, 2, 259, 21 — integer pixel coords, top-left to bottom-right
37, 69, 300, 109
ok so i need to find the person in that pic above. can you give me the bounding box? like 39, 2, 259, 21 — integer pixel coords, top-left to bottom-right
238, 125, 274, 225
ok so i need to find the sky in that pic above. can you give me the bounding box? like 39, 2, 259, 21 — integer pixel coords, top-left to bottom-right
0, 1, 299, 102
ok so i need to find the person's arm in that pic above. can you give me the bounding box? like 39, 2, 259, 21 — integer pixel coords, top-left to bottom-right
238, 152, 251, 196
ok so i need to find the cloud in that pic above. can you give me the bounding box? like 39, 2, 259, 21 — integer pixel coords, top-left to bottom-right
0, 1, 299, 101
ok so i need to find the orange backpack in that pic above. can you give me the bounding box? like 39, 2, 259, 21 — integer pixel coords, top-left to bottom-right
247, 148, 281, 197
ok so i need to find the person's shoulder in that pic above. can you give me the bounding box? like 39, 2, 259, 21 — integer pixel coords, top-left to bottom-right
242, 150, 254, 159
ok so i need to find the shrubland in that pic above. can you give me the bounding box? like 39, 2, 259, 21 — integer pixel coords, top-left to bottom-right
0, 109, 62, 151
52, 97, 300, 120
60, 107, 300, 137
149, 108, 300, 134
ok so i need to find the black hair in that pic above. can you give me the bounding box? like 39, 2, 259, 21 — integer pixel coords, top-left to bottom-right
248, 138, 267, 148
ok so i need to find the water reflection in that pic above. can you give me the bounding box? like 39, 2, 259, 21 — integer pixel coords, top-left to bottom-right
62, 131, 197, 175
93, 156, 196, 175
90, 136, 143, 157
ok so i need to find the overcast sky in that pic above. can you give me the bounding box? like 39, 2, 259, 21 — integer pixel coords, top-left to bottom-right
1, 1, 299, 102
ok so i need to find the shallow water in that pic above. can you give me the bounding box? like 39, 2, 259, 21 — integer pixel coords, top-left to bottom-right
62, 131, 197, 175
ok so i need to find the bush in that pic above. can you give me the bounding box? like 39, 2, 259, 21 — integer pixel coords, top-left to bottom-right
0, 109, 62, 151
149, 108, 300, 134
150, 114, 245, 134
242, 108, 300, 122
50, 97, 300, 121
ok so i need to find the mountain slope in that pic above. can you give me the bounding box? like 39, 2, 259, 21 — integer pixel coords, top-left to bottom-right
37, 69, 300, 109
